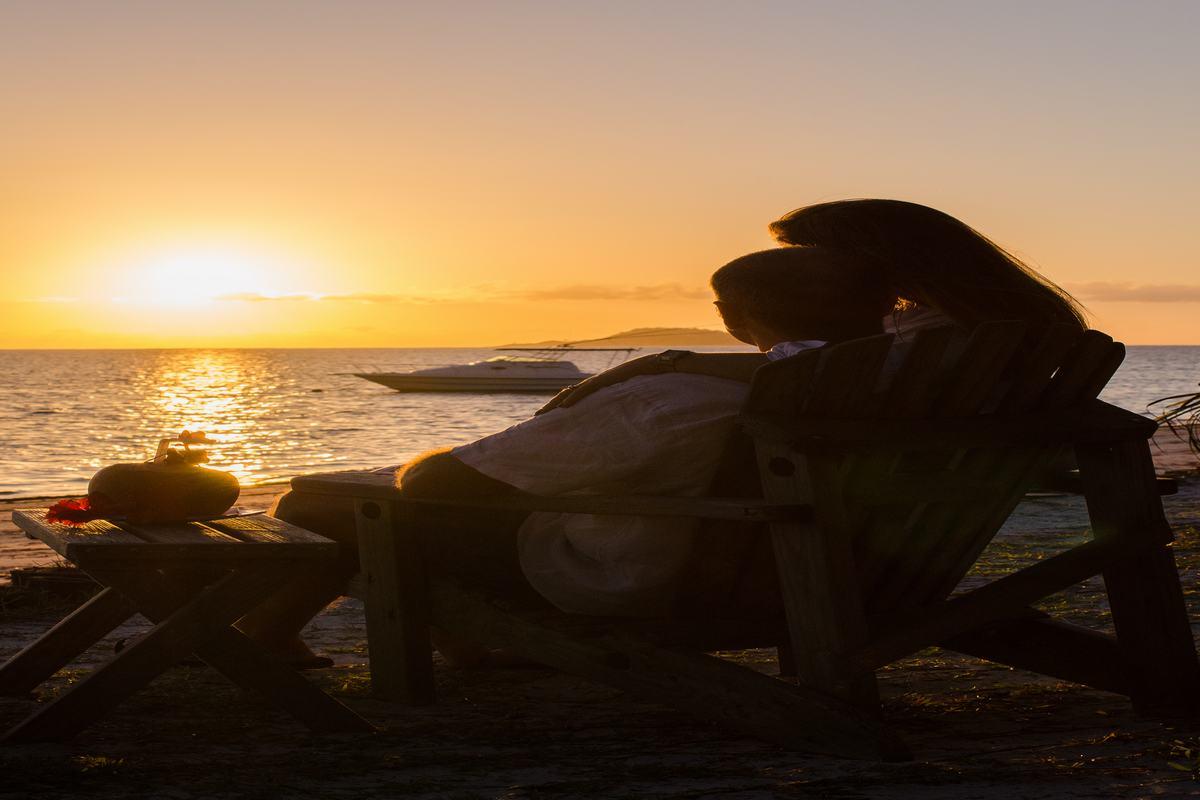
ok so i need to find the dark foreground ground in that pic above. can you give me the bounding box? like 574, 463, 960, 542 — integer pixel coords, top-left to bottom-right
0, 466, 1198, 798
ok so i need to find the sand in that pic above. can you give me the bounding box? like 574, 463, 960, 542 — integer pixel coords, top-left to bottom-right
0, 432, 1197, 798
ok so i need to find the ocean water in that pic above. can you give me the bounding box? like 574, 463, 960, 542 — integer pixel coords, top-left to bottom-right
0, 346, 1197, 498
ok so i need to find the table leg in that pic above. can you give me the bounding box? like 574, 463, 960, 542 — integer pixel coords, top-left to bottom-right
103, 565, 373, 735
0, 588, 136, 696
3, 565, 289, 743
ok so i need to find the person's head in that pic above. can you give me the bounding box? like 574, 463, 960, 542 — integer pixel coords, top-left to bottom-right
710, 246, 891, 351
768, 199, 1086, 330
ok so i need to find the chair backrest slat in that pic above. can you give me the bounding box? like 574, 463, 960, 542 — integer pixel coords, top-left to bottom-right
911, 329, 1126, 603
733, 322, 1129, 618
855, 322, 1031, 609
887, 326, 1105, 604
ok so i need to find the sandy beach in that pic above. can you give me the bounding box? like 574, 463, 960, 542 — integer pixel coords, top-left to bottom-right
0, 430, 1196, 798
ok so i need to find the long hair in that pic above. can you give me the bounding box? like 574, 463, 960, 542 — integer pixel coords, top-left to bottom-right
768, 199, 1087, 329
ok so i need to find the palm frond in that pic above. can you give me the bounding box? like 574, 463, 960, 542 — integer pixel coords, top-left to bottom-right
1149, 384, 1200, 456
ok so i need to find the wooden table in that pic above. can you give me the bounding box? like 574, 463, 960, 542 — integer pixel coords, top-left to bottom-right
0, 509, 373, 742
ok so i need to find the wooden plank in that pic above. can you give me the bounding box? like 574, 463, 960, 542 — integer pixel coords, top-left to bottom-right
843, 472, 1011, 506
1077, 437, 1200, 716
3, 565, 294, 742
204, 514, 339, 547
942, 612, 1131, 696
932, 321, 1028, 415
13, 509, 333, 564
862, 323, 1028, 612
428, 579, 910, 761
291, 470, 397, 499
864, 325, 1123, 612
991, 324, 1083, 411
876, 326, 959, 417
742, 346, 824, 417
1042, 331, 1124, 409
753, 337, 894, 709
800, 335, 895, 416
853, 538, 1138, 671
295, 478, 810, 523
1035, 472, 1178, 497
740, 400, 1154, 451
933, 329, 1128, 592
355, 498, 435, 704
0, 588, 137, 696
12, 511, 146, 561
920, 330, 1130, 602
116, 520, 244, 546
849, 327, 959, 592
89, 565, 373, 735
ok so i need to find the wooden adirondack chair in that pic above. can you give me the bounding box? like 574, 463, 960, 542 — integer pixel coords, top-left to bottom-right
292, 321, 1200, 760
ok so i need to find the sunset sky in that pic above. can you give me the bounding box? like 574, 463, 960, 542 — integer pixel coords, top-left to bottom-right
2, 1, 1197, 347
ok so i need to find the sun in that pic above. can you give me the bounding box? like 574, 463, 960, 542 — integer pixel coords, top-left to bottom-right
120, 244, 291, 307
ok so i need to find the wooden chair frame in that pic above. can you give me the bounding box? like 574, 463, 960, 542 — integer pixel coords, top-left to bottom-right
293, 323, 1200, 760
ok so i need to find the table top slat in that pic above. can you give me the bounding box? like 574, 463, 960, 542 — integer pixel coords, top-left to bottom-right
11, 509, 337, 565
204, 514, 335, 546
11, 511, 147, 561
117, 521, 245, 546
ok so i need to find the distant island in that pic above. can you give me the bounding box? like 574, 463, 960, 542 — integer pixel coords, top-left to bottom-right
498, 327, 740, 348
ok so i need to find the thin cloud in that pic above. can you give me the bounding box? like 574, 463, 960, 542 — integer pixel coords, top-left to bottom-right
515, 283, 710, 301
216, 282, 710, 304
1069, 282, 1200, 303
217, 292, 322, 302
215, 292, 451, 304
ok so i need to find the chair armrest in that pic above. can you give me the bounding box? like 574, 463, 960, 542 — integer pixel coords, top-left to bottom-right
290, 471, 810, 523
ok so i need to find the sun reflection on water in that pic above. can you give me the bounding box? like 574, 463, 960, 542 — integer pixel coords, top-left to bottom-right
134, 351, 277, 484
3, 347, 736, 497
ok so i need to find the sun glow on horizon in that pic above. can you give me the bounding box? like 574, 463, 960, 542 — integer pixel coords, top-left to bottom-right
111, 244, 301, 307
4, 2, 1199, 346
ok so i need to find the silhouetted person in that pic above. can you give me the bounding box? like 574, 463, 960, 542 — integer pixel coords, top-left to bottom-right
238, 246, 889, 666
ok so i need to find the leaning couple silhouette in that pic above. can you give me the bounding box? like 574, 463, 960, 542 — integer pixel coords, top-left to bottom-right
235, 198, 1088, 669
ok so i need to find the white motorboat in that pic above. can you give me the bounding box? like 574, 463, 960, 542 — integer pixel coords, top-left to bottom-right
353, 348, 637, 394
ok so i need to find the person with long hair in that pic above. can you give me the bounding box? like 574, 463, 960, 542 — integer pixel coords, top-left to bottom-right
540, 199, 1087, 412
770, 199, 1085, 332
238, 246, 888, 666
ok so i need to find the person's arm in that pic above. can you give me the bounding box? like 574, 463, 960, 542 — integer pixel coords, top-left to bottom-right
536, 352, 768, 414
395, 448, 520, 499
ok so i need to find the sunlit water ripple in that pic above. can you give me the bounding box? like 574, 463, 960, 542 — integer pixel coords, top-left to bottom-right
0, 346, 1196, 497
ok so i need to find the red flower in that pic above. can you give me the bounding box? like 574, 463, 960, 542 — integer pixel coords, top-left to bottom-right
46, 496, 103, 526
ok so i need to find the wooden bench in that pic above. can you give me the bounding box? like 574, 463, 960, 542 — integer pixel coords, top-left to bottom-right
1, 510, 373, 742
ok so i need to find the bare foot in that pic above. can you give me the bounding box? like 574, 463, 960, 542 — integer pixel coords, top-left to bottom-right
237, 630, 333, 669
430, 627, 539, 669
431, 627, 489, 668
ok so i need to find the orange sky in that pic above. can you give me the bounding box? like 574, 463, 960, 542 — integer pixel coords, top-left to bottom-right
2, 1, 1198, 347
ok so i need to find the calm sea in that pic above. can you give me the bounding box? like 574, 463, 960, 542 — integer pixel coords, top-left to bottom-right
1, 346, 1197, 498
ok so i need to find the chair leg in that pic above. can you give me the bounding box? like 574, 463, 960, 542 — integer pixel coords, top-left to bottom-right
429, 580, 910, 761
355, 498, 436, 704
777, 640, 797, 678
758, 444, 880, 709
1077, 439, 1200, 716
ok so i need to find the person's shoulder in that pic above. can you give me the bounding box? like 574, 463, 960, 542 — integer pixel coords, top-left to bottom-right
595, 373, 748, 416
620, 371, 747, 395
